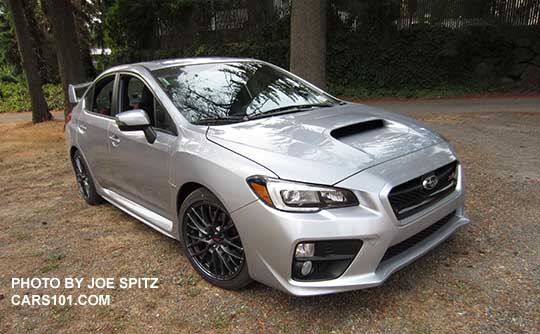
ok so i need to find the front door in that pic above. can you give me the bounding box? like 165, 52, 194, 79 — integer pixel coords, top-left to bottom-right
106, 74, 178, 219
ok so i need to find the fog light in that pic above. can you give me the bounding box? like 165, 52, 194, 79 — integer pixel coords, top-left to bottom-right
292, 240, 363, 281
300, 261, 313, 276
295, 243, 315, 258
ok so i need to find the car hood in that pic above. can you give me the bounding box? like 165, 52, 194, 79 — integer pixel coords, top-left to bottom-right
207, 103, 443, 185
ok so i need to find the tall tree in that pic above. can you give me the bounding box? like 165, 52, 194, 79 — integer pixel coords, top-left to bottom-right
42, 0, 90, 116
6, 0, 50, 123
290, 0, 327, 90
72, 0, 96, 78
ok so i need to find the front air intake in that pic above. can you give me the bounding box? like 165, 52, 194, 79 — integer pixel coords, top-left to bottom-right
330, 119, 385, 139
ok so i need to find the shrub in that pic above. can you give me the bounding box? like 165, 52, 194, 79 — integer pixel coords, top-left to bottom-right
327, 24, 540, 96
0, 82, 63, 113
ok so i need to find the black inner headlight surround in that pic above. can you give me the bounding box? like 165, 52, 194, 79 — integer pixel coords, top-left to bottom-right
292, 240, 363, 281
247, 176, 359, 212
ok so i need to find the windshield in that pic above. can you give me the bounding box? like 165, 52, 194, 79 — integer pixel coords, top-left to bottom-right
152, 61, 338, 124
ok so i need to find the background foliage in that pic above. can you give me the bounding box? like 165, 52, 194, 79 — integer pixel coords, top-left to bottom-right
1, 0, 539, 112
94, 0, 540, 98
0, 81, 63, 113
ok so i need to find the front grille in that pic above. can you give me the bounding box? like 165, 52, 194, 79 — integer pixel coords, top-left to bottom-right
388, 161, 458, 220
380, 211, 455, 264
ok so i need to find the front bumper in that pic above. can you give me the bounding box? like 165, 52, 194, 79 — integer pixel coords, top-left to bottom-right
231, 144, 470, 296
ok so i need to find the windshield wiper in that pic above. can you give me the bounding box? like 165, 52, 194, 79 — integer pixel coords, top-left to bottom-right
193, 102, 335, 125
192, 116, 246, 125
247, 103, 334, 120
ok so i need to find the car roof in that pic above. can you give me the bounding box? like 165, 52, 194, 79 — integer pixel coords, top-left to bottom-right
104, 57, 259, 74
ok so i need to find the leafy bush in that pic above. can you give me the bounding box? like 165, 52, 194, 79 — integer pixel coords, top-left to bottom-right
44, 84, 64, 110
328, 24, 540, 96
181, 24, 538, 97
0, 64, 20, 84
0, 82, 63, 113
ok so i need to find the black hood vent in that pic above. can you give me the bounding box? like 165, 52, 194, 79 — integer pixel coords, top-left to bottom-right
330, 119, 385, 139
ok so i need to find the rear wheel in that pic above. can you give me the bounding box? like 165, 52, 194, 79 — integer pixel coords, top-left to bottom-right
72, 150, 103, 205
179, 188, 252, 290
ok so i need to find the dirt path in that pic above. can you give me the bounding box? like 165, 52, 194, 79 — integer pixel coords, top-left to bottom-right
0, 111, 539, 333
0, 111, 64, 123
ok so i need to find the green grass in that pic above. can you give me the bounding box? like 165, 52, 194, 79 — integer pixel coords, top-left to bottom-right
40, 253, 66, 273
213, 313, 231, 329
186, 287, 201, 297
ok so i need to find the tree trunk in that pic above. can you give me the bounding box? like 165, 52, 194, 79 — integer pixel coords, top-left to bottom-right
42, 0, 89, 117
71, 0, 96, 78
6, 0, 50, 123
290, 0, 327, 90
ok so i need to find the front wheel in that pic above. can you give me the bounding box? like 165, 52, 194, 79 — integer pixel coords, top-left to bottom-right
179, 188, 252, 290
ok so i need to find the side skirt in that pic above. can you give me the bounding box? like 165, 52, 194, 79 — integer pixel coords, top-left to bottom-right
100, 188, 176, 239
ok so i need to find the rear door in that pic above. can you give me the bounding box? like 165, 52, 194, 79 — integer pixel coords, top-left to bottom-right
77, 74, 117, 188
105, 73, 178, 219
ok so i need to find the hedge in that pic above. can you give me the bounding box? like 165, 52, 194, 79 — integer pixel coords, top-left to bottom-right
191, 24, 540, 96
0, 82, 63, 113
2, 24, 539, 113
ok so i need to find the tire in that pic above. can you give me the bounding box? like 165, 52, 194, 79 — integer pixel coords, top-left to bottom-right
179, 188, 252, 290
71, 150, 103, 205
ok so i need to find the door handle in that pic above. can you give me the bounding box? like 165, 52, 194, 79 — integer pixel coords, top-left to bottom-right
78, 124, 87, 134
109, 135, 120, 147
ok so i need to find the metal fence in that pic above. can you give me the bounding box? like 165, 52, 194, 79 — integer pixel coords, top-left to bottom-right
153, 0, 539, 49
398, 0, 540, 28
192, 0, 540, 34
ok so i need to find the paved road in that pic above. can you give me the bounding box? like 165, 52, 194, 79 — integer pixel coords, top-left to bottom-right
364, 97, 540, 113
1, 97, 538, 123
0, 110, 64, 123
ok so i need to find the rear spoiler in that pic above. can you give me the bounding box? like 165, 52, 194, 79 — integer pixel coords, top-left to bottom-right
68, 82, 92, 104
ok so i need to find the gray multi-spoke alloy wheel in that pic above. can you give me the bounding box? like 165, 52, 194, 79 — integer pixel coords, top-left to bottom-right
72, 150, 103, 205
179, 188, 252, 290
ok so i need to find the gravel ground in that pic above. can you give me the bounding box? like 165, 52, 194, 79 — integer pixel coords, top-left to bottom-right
0, 110, 539, 333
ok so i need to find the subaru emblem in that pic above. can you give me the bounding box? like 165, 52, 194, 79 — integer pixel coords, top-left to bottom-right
422, 175, 439, 191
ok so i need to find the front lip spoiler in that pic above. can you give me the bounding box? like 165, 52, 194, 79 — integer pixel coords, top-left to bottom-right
283, 214, 470, 296
374, 215, 469, 281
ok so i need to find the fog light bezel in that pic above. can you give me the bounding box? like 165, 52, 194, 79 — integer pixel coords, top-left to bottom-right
292, 240, 363, 281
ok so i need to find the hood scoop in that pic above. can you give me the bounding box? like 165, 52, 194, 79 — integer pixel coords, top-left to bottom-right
330, 119, 385, 139
330, 119, 419, 159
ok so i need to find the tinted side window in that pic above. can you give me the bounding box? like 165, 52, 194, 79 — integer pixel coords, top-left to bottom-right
93, 77, 115, 116
126, 79, 144, 109
119, 75, 154, 123
155, 102, 177, 135
120, 75, 176, 135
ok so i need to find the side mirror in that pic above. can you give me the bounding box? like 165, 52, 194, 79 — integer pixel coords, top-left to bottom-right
115, 109, 156, 144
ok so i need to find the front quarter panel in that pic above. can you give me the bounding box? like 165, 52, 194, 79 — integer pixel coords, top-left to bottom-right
169, 126, 278, 237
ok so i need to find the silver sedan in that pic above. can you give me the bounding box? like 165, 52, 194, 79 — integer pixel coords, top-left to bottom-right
65, 58, 469, 296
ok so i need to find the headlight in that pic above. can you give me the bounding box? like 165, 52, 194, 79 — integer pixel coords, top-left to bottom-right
247, 176, 359, 212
